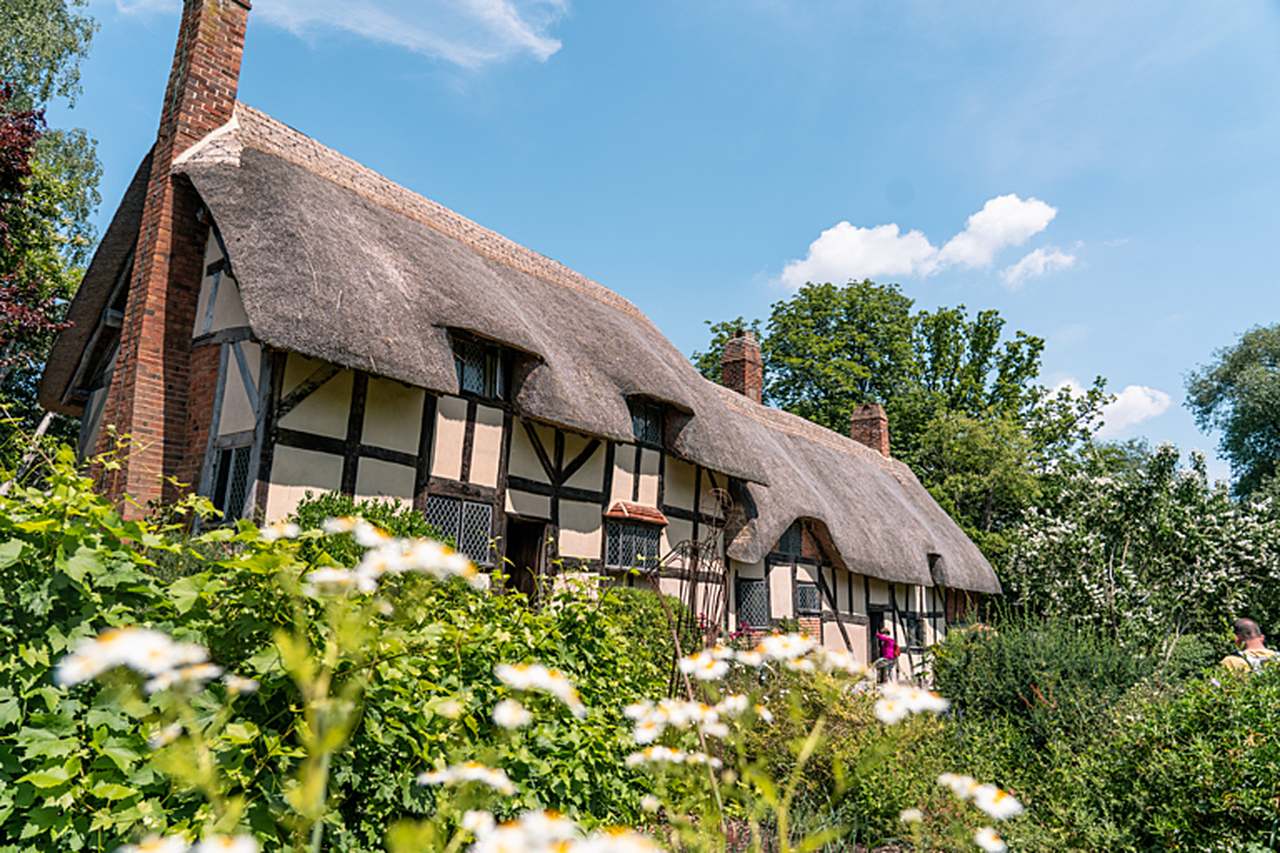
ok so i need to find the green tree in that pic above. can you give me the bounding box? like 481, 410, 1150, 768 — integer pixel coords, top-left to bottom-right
1186, 323, 1280, 496
0, 0, 100, 443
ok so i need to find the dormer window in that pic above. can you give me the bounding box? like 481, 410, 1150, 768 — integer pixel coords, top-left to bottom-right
453, 336, 508, 401
629, 398, 664, 446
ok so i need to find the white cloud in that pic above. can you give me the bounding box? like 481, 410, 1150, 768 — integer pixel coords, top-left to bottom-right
1000, 246, 1077, 289
113, 0, 566, 67
1055, 378, 1173, 439
778, 222, 938, 289
779, 193, 1058, 289
938, 194, 1057, 269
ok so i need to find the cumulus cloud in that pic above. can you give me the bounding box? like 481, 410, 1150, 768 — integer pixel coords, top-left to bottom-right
1000, 246, 1077, 289
114, 0, 566, 67
779, 193, 1058, 289
1055, 379, 1172, 439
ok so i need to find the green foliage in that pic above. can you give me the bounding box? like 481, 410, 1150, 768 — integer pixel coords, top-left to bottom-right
289, 490, 447, 566
692, 280, 1110, 558
0, 0, 97, 110
1004, 443, 1280, 643
1187, 323, 1280, 496
0, 461, 670, 850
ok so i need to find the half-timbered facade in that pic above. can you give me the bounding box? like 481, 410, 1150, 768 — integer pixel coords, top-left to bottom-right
39, 0, 999, 671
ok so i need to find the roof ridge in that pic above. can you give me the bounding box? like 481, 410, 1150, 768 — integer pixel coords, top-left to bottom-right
228, 103, 652, 324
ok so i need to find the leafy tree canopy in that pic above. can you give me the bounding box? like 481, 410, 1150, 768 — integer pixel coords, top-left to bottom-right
693, 280, 1110, 556
0, 0, 97, 109
1187, 323, 1280, 496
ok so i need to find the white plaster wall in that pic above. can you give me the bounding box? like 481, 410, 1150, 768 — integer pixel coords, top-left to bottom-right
733, 558, 766, 580
610, 449, 634, 505
470, 404, 504, 488
664, 458, 697, 510
662, 517, 694, 563
279, 355, 351, 440
266, 445, 343, 520
354, 458, 415, 505
219, 342, 259, 436
558, 499, 602, 559
431, 396, 468, 481
868, 578, 890, 607
701, 470, 726, 520
796, 562, 818, 584
506, 488, 550, 520
637, 448, 660, 506
769, 564, 792, 619
508, 419, 550, 482
362, 378, 423, 454
563, 432, 604, 491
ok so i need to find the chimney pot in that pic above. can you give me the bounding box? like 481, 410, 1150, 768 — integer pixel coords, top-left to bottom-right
721, 329, 763, 404
850, 403, 891, 457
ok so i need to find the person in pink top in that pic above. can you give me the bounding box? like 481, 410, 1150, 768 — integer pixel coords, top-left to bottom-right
874, 627, 898, 682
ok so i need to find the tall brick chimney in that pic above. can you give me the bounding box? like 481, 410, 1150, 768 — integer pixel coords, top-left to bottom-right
850, 403, 890, 457
96, 0, 251, 512
721, 329, 763, 404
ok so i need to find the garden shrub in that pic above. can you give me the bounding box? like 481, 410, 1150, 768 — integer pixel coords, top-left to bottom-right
0, 456, 669, 850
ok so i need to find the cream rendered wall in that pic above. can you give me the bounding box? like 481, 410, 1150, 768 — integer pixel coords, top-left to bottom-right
700, 470, 726, 520
796, 563, 817, 584
558, 499, 602, 559
609, 451, 634, 505
868, 579, 889, 607
664, 458, 697, 510
506, 488, 550, 520
362, 378, 423, 454
636, 448, 660, 506
193, 235, 248, 336
662, 517, 694, 560
508, 419, 550, 482
266, 445, 343, 519
563, 433, 604, 491
431, 396, 468, 481
769, 564, 792, 619
354, 458, 414, 506
219, 341, 259, 436
279, 355, 352, 440
824, 622, 868, 658
470, 405, 504, 488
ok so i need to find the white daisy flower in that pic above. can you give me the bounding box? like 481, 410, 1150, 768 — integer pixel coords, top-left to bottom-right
435, 699, 464, 719
754, 703, 774, 724
302, 567, 358, 597
353, 521, 392, 548
632, 716, 665, 744
259, 521, 300, 542
461, 810, 495, 837
974, 826, 1007, 852
510, 810, 580, 847
756, 633, 815, 661
938, 772, 981, 801
56, 628, 185, 685
625, 746, 686, 766
678, 651, 729, 681
492, 698, 532, 729
715, 694, 749, 716
321, 516, 359, 534
735, 650, 765, 667
874, 697, 909, 725
191, 836, 258, 853
147, 722, 183, 749
640, 795, 662, 813
494, 663, 586, 717
899, 807, 924, 824
118, 836, 189, 853
223, 675, 259, 694
973, 784, 1024, 820
145, 663, 223, 695
577, 827, 663, 852
417, 761, 516, 795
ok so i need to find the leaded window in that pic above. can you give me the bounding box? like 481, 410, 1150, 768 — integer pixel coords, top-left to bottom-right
795, 580, 821, 615
426, 494, 494, 566
629, 399, 664, 446
211, 444, 253, 521
605, 521, 661, 569
737, 578, 769, 628
453, 337, 507, 401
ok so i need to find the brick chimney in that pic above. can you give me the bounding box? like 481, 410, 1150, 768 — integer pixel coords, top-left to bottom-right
721, 329, 763, 404
850, 403, 890, 456
96, 0, 251, 512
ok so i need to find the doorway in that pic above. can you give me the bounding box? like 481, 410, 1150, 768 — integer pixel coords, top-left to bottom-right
504, 517, 545, 600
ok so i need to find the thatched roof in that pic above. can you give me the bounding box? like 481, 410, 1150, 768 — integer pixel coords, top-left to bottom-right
40, 104, 1000, 594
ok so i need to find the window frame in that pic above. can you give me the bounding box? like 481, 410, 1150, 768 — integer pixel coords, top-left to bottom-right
736, 576, 770, 629
425, 493, 496, 566
604, 519, 663, 569
793, 579, 821, 616
627, 398, 665, 448
209, 442, 254, 522
452, 334, 511, 403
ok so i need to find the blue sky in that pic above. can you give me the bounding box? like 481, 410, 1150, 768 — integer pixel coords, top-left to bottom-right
56, 1, 1280, 481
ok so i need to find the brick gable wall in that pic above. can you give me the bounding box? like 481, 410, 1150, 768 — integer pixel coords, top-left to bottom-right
96, 0, 250, 512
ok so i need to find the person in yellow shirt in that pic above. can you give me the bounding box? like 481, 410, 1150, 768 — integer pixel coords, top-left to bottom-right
1220, 618, 1279, 674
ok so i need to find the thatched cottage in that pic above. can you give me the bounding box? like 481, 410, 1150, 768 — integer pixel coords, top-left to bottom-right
39, 0, 998, 669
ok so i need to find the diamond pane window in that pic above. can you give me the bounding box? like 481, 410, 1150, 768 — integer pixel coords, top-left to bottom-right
211, 444, 253, 521
605, 521, 661, 569
453, 337, 508, 401
736, 578, 769, 628
425, 494, 494, 566
795, 581, 821, 615
628, 399, 664, 446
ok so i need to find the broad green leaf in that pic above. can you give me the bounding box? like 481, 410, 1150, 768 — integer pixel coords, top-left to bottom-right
59, 547, 101, 583
18, 765, 71, 788
0, 539, 24, 569
90, 782, 138, 801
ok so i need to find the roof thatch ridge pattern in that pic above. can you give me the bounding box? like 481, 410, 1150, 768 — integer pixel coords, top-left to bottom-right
229, 104, 648, 323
